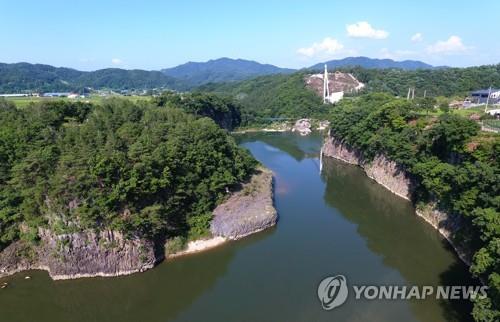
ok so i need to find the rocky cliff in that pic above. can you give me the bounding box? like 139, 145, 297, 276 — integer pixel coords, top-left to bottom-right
211, 167, 277, 239
0, 169, 277, 280
323, 135, 414, 200
0, 229, 157, 280
322, 133, 471, 263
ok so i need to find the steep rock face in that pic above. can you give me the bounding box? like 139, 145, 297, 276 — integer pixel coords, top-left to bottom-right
322, 135, 363, 165
364, 155, 414, 200
210, 168, 277, 240
322, 133, 470, 263
0, 229, 157, 280
415, 205, 471, 265
323, 135, 413, 200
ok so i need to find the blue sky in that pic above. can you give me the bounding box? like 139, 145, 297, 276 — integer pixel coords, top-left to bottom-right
1, 0, 499, 70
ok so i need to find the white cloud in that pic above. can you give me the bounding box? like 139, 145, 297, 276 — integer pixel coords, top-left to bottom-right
297, 37, 344, 57
111, 58, 123, 65
411, 33, 423, 42
346, 21, 388, 39
426, 36, 468, 54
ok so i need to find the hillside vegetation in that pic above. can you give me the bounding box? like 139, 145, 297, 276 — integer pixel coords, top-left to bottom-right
197, 72, 325, 124
0, 63, 187, 93
344, 64, 500, 97
329, 93, 500, 321
0, 96, 255, 252
153, 91, 242, 130
309, 56, 433, 71
161, 57, 294, 87
197, 64, 500, 126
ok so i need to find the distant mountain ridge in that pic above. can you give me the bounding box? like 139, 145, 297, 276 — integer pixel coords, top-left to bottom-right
0, 62, 186, 93
0, 57, 438, 93
161, 57, 295, 87
309, 56, 434, 71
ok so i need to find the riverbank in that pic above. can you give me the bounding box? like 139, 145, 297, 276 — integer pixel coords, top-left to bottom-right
0, 168, 277, 280
322, 134, 473, 265
233, 119, 330, 135
168, 236, 228, 258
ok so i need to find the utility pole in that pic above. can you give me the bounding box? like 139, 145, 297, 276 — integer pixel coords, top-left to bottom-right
485, 86, 492, 113
323, 64, 330, 104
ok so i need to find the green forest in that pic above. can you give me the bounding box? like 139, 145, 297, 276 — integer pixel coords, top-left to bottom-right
199, 64, 500, 126
0, 96, 256, 252
153, 91, 242, 130
0, 63, 188, 93
339, 64, 500, 98
328, 93, 500, 321
197, 72, 325, 124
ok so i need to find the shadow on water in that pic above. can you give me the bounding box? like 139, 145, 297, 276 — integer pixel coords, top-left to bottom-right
437, 241, 477, 322
0, 132, 475, 322
321, 157, 476, 322
0, 229, 273, 322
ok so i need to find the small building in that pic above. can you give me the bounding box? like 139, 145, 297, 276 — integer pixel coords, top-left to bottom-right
0, 93, 29, 97
470, 89, 500, 104
486, 109, 500, 118
43, 92, 72, 97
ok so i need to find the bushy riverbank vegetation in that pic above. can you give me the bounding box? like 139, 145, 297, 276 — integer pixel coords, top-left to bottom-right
328, 93, 499, 321
0, 96, 256, 251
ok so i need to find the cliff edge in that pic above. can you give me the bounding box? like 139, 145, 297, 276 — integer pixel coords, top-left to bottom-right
210, 167, 277, 240
322, 133, 471, 264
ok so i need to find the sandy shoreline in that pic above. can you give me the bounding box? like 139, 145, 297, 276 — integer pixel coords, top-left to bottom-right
169, 236, 228, 258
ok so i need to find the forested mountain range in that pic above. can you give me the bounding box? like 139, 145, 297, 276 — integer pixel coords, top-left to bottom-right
0, 63, 188, 93
309, 56, 435, 71
0, 56, 438, 93
161, 57, 295, 87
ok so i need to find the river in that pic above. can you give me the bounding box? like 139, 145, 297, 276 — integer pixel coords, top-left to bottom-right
0, 132, 475, 322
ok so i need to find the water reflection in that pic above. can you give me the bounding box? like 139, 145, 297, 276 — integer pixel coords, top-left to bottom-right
0, 238, 245, 322
0, 133, 474, 322
235, 132, 323, 161
321, 156, 476, 322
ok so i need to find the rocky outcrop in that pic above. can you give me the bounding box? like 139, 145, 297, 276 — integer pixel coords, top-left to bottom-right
415, 205, 471, 265
1, 168, 277, 280
322, 133, 471, 263
292, 119, 312, 136
323, 135, 414, 200
0, 229, 157, 280
322, 135, 364, 165
210, 167, 277, 240
364, 155, 414, 201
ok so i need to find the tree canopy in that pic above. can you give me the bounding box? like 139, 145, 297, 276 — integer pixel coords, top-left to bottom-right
0, 96, 256, 251
329, 93, 500, 320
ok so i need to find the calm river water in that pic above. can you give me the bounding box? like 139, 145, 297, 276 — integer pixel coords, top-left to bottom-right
0, 132, 475, 322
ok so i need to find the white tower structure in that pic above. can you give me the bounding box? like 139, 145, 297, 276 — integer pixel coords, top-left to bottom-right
323, 64, 330, 103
